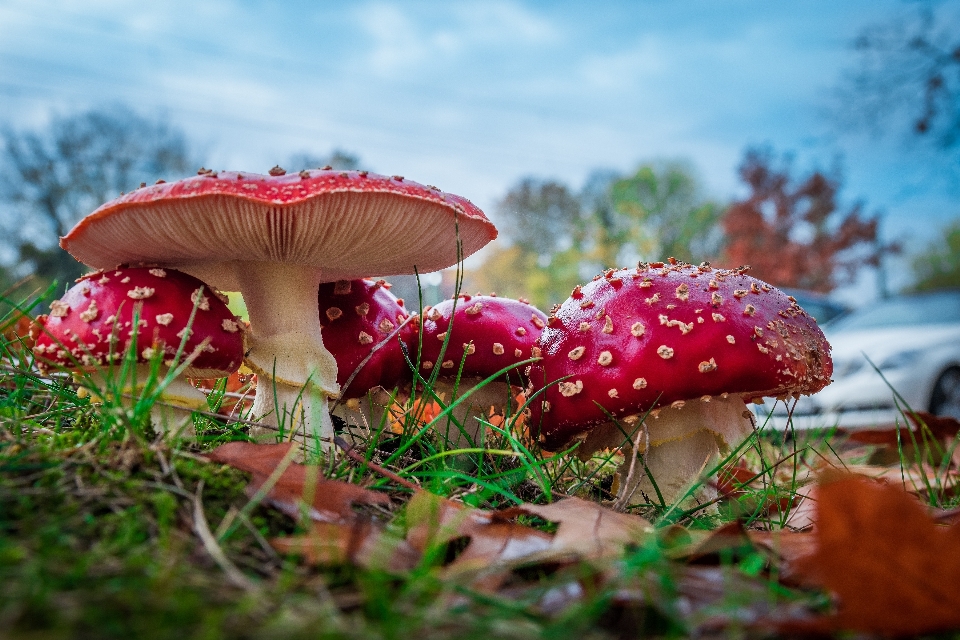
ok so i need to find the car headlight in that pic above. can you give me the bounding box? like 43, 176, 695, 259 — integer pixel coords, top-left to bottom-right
877, 349, 924, 371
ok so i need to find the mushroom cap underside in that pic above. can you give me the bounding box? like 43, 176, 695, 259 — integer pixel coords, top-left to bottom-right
60, 170, 497, 291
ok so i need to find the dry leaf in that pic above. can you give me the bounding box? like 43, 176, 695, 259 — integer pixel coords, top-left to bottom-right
780, 482, 817, 531
839, 462, 958, 495
717, 463, 801, 520
406, 491, 553, 570
747, 530, 817, 584
846, 410, 960, 446
207, 442, 390, 522
192, 370, 255, 415
497, 497, 653, 559
790, 473, 960, 635
717, 464, 756, 499
271, 521, 419, 572
678, 521, 752, 562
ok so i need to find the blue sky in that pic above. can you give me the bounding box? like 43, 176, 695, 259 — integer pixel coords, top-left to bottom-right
1, 0, 957, 299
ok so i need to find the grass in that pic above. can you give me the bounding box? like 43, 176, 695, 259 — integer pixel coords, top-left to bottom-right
2, 277, 959, 639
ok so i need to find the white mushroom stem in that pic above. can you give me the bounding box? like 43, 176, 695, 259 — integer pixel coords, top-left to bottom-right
83, 364, 209, 436
232, 262, 340, 446
331, 387, 396, 445
580, 395, 755, 508
421, 377, 520, 448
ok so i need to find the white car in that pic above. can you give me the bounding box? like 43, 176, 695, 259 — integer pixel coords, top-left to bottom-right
757, 290, 960, 430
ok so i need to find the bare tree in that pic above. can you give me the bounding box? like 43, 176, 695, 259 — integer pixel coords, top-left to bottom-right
495, 178, 585, 257
0, 106, 196, 286
837, 4, 960, 148
463, 178, 588, 308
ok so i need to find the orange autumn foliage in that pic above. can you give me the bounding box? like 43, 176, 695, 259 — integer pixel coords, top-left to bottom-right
722, 148, 888, 293
388, 391, 528, 437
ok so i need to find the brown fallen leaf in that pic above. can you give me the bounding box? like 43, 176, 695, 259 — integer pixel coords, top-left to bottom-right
2, 310, 36, 350
271, 520, 419, 572
497, 497, 653, 559
716, 463, 801, 520
192, 369, 255, 416
717, 464, 756, 499
207, 442, 390, 522
907, 411, 960, 440
839, 462, 958, 495
677, 521, 753, 564
747, 530, 817, 585
846, 411, 960, 446
780, 482, 817, 531
406, 491, 554, 591
406, 491, 553, 567
789, 473, 960, 636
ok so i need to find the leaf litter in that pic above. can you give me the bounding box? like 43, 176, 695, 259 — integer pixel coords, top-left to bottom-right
196, 412, 960, 636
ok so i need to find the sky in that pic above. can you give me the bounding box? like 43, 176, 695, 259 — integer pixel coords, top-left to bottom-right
1, 0, 958, 302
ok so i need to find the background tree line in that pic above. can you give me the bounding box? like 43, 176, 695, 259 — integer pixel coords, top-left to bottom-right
4, 0, 960, 316
464, 153, 892, 309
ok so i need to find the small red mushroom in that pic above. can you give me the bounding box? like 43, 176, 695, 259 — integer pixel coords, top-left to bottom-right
417, 294, 548, 445
528, 261, 832, 506
318, 278, 416, 399
318, 278, 417, 437
33, 267, 244, 433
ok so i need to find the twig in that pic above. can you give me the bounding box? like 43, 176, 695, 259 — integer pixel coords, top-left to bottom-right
334, 435, 420, 491
611, 423, 648, 512
192, 481, 257, 591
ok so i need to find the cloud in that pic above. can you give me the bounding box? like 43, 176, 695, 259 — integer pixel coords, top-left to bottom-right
576, 39, 668, 90
449, 2, 558, 44
353, 1, 559, 75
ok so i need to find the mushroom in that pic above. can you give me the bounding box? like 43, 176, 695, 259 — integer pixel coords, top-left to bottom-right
32, 267, 244, 433
416, 293, 548, 446
317, 277, 417, 438
527, 261, 832, 507
60, 169, 496, 447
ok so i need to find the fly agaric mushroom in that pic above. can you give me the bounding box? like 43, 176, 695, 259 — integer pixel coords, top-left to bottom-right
33, 267, 244, 432
417, 294, 548, 446
60, 169, 495, 447
318, 277, 417, 437
528, 261, 832, 507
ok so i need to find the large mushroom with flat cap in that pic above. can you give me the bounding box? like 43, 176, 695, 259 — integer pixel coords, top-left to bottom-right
528, 260, 832, 507
60, 169, 496, 446
33, 267, 244, 432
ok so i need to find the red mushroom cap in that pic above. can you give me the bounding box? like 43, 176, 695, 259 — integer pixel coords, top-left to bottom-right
60, 170, 497, 290
529, 263, 833, 450
418, 294, 548, 379
33, 267, 244, 378
318, 278, 416, 399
